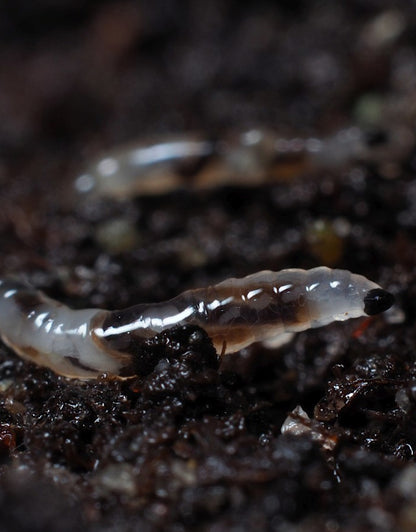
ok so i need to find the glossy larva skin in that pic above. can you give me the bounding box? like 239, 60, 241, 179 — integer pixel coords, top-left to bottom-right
0, 128, 398, 379
75, 128, 410, 199
0, 268, 390, 379
0, 280, 123, 379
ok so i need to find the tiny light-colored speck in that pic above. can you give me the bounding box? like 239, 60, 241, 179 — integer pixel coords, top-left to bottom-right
95, 218, 140, 254
396, 388, 411, 413
97, 157, 119, 177
385, 305, 405, 325
0, 379, 13, 392
354, 94, 384, 125
393, 464, 416, 499
333, 217, 351, 237
97, 463, 137, 496
281, 405, 310, 436
74, 174, 95, 193
362, 10, 405, 49
171, 459, 197, 486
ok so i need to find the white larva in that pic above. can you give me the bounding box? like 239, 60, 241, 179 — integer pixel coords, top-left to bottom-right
0, 128, 397, 379
0, 267, 393, 379
75, 127, 411, 199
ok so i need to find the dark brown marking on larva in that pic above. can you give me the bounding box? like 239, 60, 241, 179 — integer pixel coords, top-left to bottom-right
96, 281, 312, 362
15, 345, 41, 360
13, 291, 46, 315
99, 305, 150, 336
65, 356, 96, 373
90, 313, 144, 363
269, 158, 312, 181
204, 289, 301, 329
0, 127, 402, 381
174, 140, 217, 181
0, 268, 394, 378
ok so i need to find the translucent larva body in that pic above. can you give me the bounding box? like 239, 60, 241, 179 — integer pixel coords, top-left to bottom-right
0, 126, 399, 379
74, 127, 410, 199
0, 268, 394, 379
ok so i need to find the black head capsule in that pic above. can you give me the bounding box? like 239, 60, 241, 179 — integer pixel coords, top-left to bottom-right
364, 289, 395, 316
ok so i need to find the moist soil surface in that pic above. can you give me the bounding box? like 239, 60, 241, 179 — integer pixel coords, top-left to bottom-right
0, 2, 416, 531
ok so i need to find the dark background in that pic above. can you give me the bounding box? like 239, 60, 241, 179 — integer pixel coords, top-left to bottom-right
0, 2, 415, 531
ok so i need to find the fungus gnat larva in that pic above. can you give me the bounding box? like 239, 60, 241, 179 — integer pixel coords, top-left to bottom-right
0, 268, 393, 379
74, 127, 412, 199
0, 128, 396, 379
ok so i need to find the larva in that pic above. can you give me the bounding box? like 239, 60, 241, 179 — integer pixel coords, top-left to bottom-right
74, 127, 410, 199
0, 126, 399, 379
0, 268, 393, 379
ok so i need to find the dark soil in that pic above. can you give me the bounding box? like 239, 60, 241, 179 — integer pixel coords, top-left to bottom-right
0, 2, 416, 531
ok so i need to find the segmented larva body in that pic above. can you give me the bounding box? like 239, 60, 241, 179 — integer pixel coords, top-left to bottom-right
0, 126, 398, 379
74, 127, 408, 199
0, 268, 393, 379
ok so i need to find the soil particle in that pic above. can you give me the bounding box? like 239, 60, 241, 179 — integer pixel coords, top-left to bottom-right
0, 1, 415, 531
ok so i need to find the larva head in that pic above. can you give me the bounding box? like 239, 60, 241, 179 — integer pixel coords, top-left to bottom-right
363, 288, 395, 316
302, 267, 394, 328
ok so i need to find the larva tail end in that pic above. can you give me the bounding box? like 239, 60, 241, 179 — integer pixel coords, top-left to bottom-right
364, 289, 395, 316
